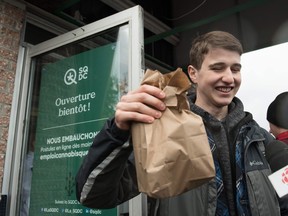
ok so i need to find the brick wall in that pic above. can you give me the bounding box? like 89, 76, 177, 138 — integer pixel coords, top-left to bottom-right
0, 1, 25, 191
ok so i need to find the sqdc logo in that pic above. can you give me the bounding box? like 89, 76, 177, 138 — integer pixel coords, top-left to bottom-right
64, 66, 88, 85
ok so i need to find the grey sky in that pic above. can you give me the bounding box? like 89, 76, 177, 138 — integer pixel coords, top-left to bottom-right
237, 42, 288, 130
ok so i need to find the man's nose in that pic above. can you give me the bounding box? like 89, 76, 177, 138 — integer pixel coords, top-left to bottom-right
222, 69, 234, 83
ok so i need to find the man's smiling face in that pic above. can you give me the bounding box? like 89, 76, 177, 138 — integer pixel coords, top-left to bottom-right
188, 47, 242, 115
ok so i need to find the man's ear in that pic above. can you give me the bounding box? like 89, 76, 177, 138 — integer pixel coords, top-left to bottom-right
187, 65, 197, 83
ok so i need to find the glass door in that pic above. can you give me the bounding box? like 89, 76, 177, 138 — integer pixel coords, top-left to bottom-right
8, 5, 144, 216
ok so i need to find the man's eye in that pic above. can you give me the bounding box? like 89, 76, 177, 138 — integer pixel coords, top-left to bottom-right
231, 67, 241, 73
211, 67, 223, 71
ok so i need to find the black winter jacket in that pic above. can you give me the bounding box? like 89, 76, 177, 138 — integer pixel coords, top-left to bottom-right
76, 96, 281, 215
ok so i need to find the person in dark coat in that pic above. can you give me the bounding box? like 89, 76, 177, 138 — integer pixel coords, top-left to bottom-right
76, 31, 282, 216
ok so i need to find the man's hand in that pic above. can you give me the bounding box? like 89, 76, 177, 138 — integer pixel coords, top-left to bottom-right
115, 84, 166, 130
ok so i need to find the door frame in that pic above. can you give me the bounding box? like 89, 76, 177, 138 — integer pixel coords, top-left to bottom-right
3, 5, 145, 216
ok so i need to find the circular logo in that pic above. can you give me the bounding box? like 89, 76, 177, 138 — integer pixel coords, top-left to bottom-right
64, 68, 77, 85
282, 167, 288, 184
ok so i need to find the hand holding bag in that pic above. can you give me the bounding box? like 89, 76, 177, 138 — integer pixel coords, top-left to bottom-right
131, 68, 215, 198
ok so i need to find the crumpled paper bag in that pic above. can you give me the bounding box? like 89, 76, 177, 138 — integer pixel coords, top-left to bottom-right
131, 68, 215, 198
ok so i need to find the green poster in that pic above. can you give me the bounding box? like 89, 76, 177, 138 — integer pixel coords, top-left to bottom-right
29, 43, 121, 215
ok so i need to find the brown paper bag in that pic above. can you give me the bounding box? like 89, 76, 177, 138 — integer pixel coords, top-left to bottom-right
131, 68, 215, 198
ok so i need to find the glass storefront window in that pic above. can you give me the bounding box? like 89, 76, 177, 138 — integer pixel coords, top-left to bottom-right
20, 24, 130, 216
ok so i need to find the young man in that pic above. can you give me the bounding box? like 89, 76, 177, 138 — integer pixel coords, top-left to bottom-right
76, 31, 281, 215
